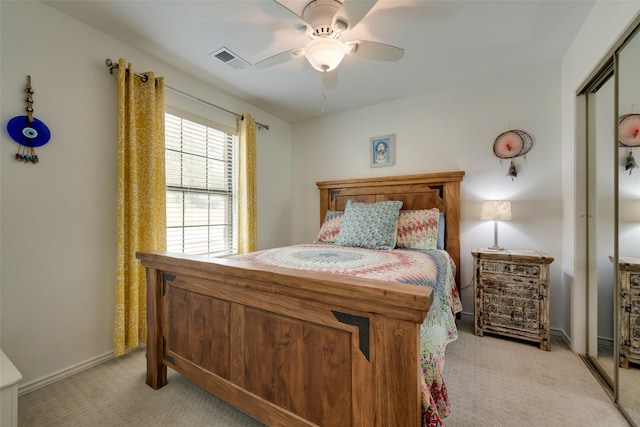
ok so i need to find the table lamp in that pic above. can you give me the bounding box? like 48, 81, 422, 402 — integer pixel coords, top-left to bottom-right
481, 200, 512, 251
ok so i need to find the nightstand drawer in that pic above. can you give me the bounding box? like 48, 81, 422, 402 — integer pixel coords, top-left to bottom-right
482, 282, 540, 332
630, 273, 640, 291
482, 303, 539, 332
481, 261, 541, 278
482, 281, 540, 301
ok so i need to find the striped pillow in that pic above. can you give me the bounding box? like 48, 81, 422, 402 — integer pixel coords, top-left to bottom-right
396, 208, 440, 250
315, 210, 344, 243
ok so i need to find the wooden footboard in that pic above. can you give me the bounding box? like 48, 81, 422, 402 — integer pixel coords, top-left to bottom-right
137, 251, 433, 427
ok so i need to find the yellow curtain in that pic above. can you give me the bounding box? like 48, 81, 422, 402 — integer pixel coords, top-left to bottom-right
238, 113, 257, 254
114, 58, 167, 357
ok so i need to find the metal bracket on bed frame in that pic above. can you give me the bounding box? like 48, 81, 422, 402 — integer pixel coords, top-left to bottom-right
162, 273, 176, 296
332, 311, 370, 361
429, 184, 444, 199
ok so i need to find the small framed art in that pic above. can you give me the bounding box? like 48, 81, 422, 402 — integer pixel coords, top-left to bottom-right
370, 134, 395, 167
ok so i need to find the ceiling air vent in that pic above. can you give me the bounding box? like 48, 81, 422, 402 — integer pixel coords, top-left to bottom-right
209, 47, 250, 70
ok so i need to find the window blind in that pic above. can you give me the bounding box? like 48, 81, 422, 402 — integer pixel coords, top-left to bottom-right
165, 112, 237, 256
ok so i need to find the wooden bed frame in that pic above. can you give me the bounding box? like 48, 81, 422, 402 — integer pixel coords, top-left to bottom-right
137, 171, 464, 427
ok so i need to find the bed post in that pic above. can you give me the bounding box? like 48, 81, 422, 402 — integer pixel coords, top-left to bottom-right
145, 266, 167, 390
319, 187, 329, 226
443, 180, 462, 287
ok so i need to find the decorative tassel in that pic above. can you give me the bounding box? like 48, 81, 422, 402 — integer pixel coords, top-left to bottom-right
507, 161, 517, 180
625, 150, 638, 175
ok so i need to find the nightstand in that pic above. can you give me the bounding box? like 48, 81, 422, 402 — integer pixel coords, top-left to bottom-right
472, 248, 554, 351
616, 256, 640, 368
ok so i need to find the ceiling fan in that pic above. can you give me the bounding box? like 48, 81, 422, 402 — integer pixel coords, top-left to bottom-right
255, 0, 404, 89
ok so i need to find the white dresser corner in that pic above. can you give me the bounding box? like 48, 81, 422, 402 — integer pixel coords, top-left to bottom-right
0, 349, 22, 427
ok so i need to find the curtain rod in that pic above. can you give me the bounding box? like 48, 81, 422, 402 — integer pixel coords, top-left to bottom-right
104, 59, 269, 131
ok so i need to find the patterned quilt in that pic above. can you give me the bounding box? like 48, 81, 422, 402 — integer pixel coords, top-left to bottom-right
234, 243, 462, 427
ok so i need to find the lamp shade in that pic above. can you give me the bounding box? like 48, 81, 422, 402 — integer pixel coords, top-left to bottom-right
480, 200, 512, 221
304, 37, 346, 72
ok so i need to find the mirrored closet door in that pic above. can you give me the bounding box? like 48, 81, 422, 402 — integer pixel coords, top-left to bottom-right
585, 68, 615, 389
617, 24, 640, 426
583, 18, 640, 427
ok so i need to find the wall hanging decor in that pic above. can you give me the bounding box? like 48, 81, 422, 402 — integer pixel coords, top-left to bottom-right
6, 75, 50, 163
618, 113, 640, 175
492, 129, 534, 180
370, 134, 395, 168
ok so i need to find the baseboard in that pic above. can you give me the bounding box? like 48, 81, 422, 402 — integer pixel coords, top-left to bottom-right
551, 328, 572, 348
18, 351, 115, 396
597, 336, 614, 353
459, 311, 474, 322
458, 311, 572, 348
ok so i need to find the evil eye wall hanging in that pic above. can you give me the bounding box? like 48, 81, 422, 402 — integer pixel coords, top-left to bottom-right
6, 75, 50, 163
493, 129, 534, 180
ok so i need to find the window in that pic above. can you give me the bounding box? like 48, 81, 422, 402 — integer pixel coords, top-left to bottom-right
165, 112, 238, 256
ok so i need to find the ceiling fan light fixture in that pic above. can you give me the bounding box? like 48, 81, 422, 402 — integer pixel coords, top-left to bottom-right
304, 37, 346, 72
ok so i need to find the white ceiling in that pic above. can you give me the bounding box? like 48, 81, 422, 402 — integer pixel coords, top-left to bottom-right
42, 0, 595, 123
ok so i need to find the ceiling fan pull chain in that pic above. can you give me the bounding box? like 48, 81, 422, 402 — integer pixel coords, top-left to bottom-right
321, 81, 327, 114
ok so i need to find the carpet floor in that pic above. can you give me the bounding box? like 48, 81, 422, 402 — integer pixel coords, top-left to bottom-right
443, 318, 629, 426
19, 317, 630, 426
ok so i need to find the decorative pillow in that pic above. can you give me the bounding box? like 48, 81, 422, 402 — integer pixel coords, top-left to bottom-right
336, 200, 403, 250
315, 210, 344, 243
437, 212, 445, 250
396, 208, 440, 250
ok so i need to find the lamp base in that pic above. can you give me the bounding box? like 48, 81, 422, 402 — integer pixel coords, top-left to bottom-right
486, 245, 505, 251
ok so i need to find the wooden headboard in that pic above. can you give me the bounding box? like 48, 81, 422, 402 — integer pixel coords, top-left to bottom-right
316, 171, 465, 287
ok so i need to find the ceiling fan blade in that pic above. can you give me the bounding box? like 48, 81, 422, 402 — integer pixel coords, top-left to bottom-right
321, 69, 338, 89
257, 1, 312, 35
255, 48, 305, 69
333, 0, 378, 32
344, 40, 404, 62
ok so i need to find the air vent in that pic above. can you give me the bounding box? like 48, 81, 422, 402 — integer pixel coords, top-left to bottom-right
209, 47, 250, 70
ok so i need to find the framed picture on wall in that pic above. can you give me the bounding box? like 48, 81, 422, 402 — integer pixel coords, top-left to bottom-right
370, 134, 395, 167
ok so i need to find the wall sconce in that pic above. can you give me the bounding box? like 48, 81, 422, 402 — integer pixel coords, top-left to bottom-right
481, 200, 512, 251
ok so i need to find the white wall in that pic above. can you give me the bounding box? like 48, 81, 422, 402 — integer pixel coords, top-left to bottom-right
290, 64, 564, 330
0, 1, 292, 388
561, 1, 640, 353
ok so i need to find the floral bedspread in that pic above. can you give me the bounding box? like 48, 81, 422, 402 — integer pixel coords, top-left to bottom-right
234, 243, 462, 426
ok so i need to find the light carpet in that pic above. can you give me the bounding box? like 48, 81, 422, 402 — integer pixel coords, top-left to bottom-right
443, 318, 629, 426
19, 317, 629, 426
